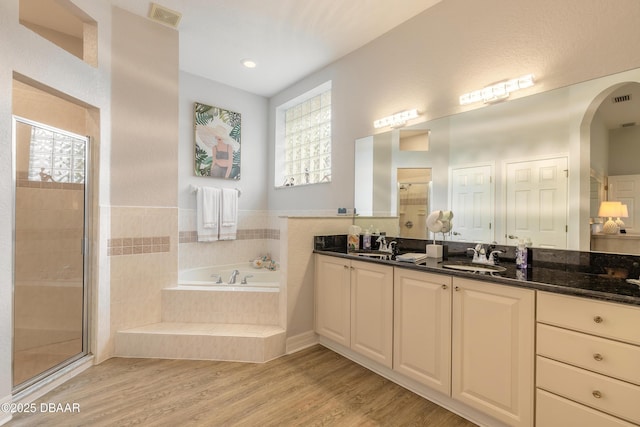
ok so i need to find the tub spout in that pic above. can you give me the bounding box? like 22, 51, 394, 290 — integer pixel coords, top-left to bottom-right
228, 269, 240, 284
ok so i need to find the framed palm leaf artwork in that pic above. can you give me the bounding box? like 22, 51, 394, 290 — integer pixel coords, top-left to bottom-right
194, 102, 241, 179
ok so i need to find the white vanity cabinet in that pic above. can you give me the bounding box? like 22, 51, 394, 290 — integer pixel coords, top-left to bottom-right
393, 268, 452, 395
536, 292, 640, 426
314, 254, 394, 368
314, 254, 351, 347
451, 277, 535, 427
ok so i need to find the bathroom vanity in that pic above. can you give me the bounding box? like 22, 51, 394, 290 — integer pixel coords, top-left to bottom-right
313, 235, 640, 427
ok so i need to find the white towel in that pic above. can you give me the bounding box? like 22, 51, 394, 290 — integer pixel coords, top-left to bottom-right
202, 187, 220, 229
196, 187, 220, 242
221, 188, 238, 226
219, 188, 238, 240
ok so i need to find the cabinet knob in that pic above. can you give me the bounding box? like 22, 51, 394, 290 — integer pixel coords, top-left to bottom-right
442, 284, 448, 290
592, 390, 602, 399
593, 353, 603, 362
454, 286, 460, 291
593, 315, 604, 324
343, 265, 349, 269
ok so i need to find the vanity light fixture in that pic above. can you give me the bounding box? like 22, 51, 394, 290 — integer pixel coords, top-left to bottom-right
374, 109, 420, 129
598, 201, 623, 234
460, 74, 535, 106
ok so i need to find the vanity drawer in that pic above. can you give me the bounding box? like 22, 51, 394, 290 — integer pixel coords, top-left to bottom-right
536, 389, 636, 427
537, 356, 640, 424
537, 292, 640, 345
537, 323, 640, 385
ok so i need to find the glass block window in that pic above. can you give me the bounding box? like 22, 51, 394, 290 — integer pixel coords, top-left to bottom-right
28, 125, 86, 184
275, 81, 331, 187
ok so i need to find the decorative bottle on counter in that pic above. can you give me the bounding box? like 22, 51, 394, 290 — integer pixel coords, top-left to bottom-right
515, 240, 528, 269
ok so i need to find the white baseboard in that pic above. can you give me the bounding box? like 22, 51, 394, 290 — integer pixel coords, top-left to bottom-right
0, 394, 12, 425
286, 330, 318, 354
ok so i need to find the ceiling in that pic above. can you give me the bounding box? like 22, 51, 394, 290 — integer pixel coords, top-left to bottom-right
107, 0, 442, 97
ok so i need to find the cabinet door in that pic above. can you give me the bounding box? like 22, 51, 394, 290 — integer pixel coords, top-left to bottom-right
394, 269, 452, 394
315, 255, 351, 347
452, 277, 535, 427
350, 260, 394, 368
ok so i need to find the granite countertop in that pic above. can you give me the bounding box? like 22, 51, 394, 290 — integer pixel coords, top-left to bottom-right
313, 247, 640, 307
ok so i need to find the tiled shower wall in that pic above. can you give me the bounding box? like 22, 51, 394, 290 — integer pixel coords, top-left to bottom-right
178, 209, 281, 270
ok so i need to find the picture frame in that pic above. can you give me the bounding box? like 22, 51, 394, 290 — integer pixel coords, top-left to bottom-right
194, 102, 241, 179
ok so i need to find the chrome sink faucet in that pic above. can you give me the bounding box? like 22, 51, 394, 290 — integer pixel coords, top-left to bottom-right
376, 236, 396, 254
228, 269, 240, 284
467, 243, 503, 265
376, 235, 388, 252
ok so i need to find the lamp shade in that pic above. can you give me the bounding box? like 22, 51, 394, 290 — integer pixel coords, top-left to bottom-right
598, 201, 622, 234
598, 201, 622, 218
620, 204, 629, 218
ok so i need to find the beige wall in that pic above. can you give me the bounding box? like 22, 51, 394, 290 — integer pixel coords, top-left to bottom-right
267, 0, 640, 212
107, 7, 179, 355
110, 7, 178, 208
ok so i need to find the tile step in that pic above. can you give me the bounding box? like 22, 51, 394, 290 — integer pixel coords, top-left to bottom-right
114, 322, 286, 363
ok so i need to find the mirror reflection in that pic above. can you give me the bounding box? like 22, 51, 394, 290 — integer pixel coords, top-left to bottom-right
354, 68, 640, 255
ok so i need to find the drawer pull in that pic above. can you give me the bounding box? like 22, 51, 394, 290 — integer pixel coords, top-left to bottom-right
593, 315, 603, 324
593, 353, 603, 362
442, 284, 448, 290
455, 286, 460, 291
592, 390, 602, 399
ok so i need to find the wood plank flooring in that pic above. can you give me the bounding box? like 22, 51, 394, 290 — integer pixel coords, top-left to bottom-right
9, 345, 477, 426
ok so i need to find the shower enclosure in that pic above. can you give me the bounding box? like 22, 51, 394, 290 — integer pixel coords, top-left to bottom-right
12, 117, 90, 390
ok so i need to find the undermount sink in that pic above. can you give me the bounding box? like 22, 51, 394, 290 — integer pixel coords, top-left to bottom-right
349, 250, 391, 259
441, 262, 506, 274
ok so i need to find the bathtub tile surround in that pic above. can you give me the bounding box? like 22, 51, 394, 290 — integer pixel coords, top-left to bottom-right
179, 209, 281, 270
107, 236, 171, 256
109, 206, 179, 356
115, 267, 285, 362
115, 323, 285, 363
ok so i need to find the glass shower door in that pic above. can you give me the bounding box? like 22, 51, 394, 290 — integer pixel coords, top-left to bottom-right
12, 117, 89, 390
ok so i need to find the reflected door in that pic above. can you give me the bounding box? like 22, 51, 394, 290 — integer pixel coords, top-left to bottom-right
450, 165, 493, 243
13, 117, 89, 389
505, 157, 568, 248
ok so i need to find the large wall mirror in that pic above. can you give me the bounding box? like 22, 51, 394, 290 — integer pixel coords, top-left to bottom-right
354, 68, 640, 254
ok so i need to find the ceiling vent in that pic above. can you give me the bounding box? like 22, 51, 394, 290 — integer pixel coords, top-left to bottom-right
621, 122, 636, 128
612, 94, 631, 104
148, 3, 182, 28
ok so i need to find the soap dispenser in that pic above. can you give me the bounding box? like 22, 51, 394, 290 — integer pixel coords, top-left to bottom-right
363, 226, 372, 250
515, 240, 528, 269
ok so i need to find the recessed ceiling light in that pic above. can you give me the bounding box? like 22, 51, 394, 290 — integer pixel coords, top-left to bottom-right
241, 59, 257, 69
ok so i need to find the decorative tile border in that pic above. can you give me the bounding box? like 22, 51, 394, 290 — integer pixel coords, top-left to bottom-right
108, 236, 170, 256
400, 196, 428, 206
179, 228, 280, 243
16, 179, 84, 191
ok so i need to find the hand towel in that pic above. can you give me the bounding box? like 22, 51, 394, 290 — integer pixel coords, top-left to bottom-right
196, 187, 220, 242
221, 188, 238, 226
202, 187, 220, 229
219, 188, 238, 240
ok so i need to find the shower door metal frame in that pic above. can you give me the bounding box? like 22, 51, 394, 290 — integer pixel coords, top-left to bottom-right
11, 116, 91, 392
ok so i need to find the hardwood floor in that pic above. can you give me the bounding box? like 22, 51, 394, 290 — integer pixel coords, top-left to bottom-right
9, 345, 477, 426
